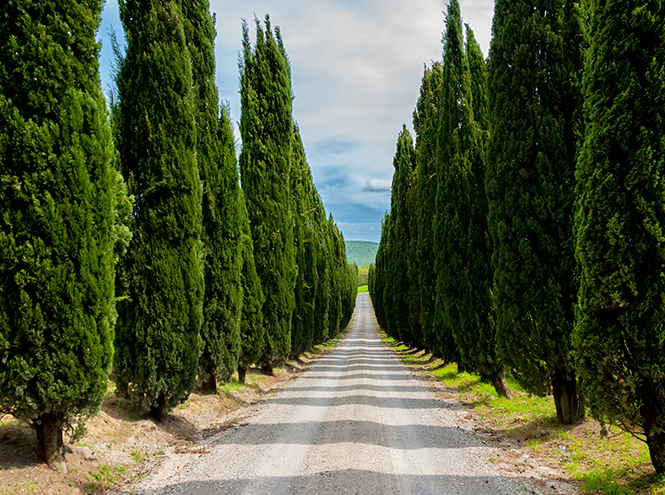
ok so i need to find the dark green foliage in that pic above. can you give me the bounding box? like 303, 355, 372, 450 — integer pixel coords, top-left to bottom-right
389, 127, 417, 346
486, 0, 584, 422
414, 62, 443, 354
370, 214, 391, 331
113, 0, 204, 419
574, 0, 665, 473
406, 149, 422, 349
465, 27, 489, 131
336, 236, 357, 334
433, 0, 466, 365
434, 2, 509, 397
237, 189, 264, 382
239, 16, 296, 370
181, 0, 243, 392
325, 216, 343, 339
0, 0, 130, 466
371, 128, 417, 346
342, 262, 359, 328
290, 126, 318, 357
311, 199, 331, 345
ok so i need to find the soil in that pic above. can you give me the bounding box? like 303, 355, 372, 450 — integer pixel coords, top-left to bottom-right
107, 292, 526, 495
0, 363, 314, 495
0, 292, 594, 494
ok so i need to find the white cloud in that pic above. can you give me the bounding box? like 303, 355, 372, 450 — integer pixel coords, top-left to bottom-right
98, 0, 495, 242
362, 179, 392, 193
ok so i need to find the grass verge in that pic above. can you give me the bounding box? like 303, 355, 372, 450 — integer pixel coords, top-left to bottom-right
380, 333, 665, 495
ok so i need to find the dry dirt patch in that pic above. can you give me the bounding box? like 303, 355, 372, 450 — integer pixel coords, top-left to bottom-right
387, 343, 660, 495
0, 353, 325, 495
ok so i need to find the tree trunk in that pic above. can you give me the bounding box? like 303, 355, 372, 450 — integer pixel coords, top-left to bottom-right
238, 366, 247, 384
199, 375, 217, 394
646, 429, 665, 475
35, 412, 66, 473
490, 372, 513, 399
551, 368, 583, 424
641, 383, 665, 474
150, 395, 167, 423
261, 364, 274, 376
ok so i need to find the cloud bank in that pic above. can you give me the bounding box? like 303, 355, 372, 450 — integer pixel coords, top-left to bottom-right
98, 0, 495, 243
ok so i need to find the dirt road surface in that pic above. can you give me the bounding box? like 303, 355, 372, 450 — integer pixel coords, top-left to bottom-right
120, 293, 529, 494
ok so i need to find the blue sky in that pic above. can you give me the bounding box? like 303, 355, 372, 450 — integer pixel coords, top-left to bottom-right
98, 0, 495, 242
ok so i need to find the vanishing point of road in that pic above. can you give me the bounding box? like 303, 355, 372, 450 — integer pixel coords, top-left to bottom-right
126, 293, 527, 494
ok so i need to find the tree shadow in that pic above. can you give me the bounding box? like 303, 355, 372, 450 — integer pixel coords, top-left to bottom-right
128, 469, 532, 495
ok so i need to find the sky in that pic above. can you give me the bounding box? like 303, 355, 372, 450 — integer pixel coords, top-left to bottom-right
98, 0, 496, 243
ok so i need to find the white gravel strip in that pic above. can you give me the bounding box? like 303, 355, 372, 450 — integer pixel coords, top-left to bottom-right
115, 293, 533, 494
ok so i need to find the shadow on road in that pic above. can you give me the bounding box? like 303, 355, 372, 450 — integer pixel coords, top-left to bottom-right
136, 469, 530, 495
205, 419, 475, 450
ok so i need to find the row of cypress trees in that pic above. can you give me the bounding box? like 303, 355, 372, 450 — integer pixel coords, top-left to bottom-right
370, 0, 665, 473
0, 1, 356, 470
238, 16, 356, 375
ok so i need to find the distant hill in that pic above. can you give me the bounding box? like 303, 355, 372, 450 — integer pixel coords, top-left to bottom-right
345, 241, 379, 267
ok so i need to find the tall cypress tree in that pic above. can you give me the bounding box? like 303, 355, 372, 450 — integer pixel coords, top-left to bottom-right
311, 198, 331, 344
465, 26, 489, 131
435, 2, 510, 397
113, 0, 204, 421
432, 1, 463, 365
181, 0, 243, 392
386, 126, 417, 345
326, 215, 343, 338
486, 0, 584, 422
574, 0, 665, 473
406, 141, 422, 349
414, 62, 443, 355
371, 213, 391, 332
0, 0, 130, 468
237, 189, 265, 384
290, 126, 319, 358
239, 16, 296, 372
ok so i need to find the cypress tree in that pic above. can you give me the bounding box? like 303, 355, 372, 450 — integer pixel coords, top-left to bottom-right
432, 0, 463, 365
486, 0, 584, 422
436, 2, 510, 397
334, 230, 357, 334
311, 198, 331, 344
414, 62, 443, 355
387, 127, 416, 345
237, 189, 265, 384
113, 0, 204, 421
181, 0, 243, 392
239, 16, 296, 372
290, 125, 318, 358
371, 213, 391, 332
574, 0, 665, 473
326, 215, 343, 338
466, 26, 489, 131
406, 143, 422, 349
0, 0, 130, 468
341, 261, 358, 330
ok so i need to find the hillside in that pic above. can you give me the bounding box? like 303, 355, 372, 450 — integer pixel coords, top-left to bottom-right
346, 240, 379, 267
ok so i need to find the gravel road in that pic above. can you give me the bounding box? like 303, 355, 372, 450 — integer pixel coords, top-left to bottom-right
124, 293, 529, 494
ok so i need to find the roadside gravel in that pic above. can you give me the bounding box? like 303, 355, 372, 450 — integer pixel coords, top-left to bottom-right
115, 293, 532, 494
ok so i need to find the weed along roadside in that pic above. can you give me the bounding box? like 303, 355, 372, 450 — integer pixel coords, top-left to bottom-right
0, 335, 347, 495
380, 333, 665, 495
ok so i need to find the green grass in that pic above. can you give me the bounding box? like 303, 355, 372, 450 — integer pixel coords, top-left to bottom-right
382, 336, 665, 495
84, 462, 127, 493
357, 285, 368, 293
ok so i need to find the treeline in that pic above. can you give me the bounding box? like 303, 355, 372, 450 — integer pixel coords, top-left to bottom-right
0, 0, 356, 470
370, 0, 665, 473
